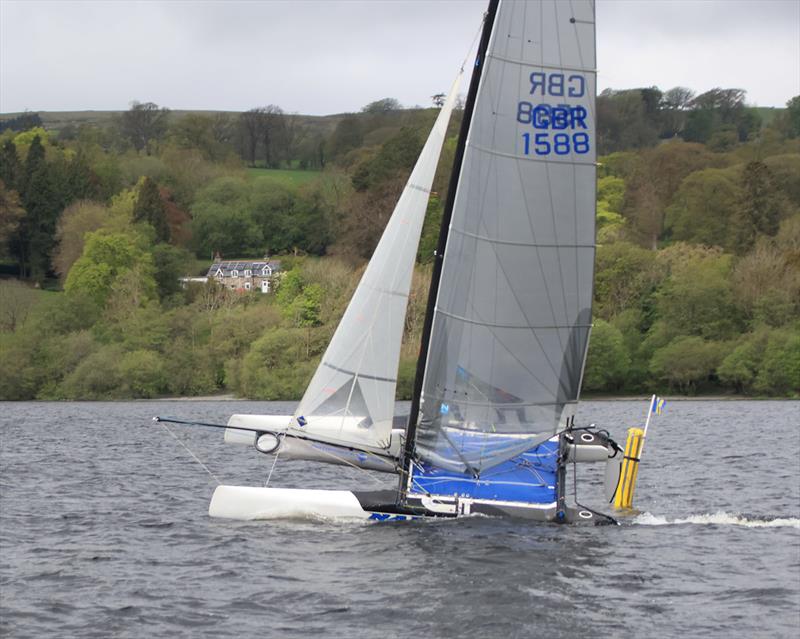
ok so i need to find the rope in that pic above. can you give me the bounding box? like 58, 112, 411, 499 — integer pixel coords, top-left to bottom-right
264, 433, 284, 487
159, 421, 221, 485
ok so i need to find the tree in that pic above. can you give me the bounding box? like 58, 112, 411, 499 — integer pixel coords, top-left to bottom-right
593, 241, 660, 320
350, 126, 422, 192
239, 108, 263, 167
0, 180, 25, 257
660, 86, 695, 137
654, 247, 741, 341
732, 227, 800, 327
623, 141, 717, 249
0, 140, 21, 189
170, 113, 232, 161
731, 161, 786, 253
65, 231, 156, 307
133, 177, 170, 242
718, 330, 767, 393
754, 329, 800, 395
664, 168, 740, 248
431, 93, 446, 107
362, 98, 402, 114
649, 336, 724, 393
52, 200, 109, 279
0, 280, 40, 332
583, 319, 631, 391
328, 115, 363, 161
190, 177, 262, 257
785, 95, 800, 138
119, 101, 170, 153
19, 141, 58, 280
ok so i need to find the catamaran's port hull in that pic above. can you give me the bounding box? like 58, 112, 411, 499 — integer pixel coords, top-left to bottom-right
208, 486, 614, 524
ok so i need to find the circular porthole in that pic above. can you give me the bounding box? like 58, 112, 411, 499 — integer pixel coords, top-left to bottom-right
255, 433, 280, 454
578, 510, 593, 519
580, 433, 594, 443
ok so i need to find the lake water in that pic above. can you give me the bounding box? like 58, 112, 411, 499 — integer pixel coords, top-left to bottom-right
1, 400, 798, 638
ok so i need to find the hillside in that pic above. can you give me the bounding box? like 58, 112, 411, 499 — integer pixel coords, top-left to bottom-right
0, 87, 798, 400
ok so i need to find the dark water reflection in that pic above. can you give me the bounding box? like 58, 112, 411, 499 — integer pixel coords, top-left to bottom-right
1, 400, 798, 638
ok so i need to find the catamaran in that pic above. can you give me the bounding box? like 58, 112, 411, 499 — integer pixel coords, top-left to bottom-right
158, 0, 651, 524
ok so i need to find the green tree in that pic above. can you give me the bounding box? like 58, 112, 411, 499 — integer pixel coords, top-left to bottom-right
754, 328, 800, 395
583, 319, 631, 391
65, 231, 156, 307
190, 177, 261, 257
593, 242, 660, 320
52, 200, 109, 279
665, 168, 740, 248
118, 350, 167, 398
0, 140, 21, 189
718, 330, 768, 393
649, 336, 724, 393
654, 246, 741, 340
0, 180, 25, 257
731, 161, 786, 253
119, 101, 170, 153
783, 95, 800, 138
133, 177, 170, 242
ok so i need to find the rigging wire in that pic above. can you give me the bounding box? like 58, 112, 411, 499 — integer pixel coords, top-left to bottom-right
263, 432, 284, 487
158, 420, 222, 485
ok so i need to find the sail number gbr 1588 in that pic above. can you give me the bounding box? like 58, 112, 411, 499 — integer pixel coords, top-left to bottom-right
517, 103, 590, 157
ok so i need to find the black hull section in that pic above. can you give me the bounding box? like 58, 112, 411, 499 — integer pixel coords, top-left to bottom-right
352, 489, 617, 525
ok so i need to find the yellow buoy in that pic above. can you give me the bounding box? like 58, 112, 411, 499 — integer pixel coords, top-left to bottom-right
613, 427, 644, 510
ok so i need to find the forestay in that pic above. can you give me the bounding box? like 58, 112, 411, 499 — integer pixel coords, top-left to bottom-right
413, 0, 597, 473
290, 72, 464, 452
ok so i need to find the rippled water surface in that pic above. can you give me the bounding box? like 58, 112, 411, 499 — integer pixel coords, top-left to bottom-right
1, 400, 799, 638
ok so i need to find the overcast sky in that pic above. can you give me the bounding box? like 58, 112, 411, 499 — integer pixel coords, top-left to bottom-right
1, 0, 798, 115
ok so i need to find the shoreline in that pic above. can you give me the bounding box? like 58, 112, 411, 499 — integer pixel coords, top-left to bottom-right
3, 395, 796, 402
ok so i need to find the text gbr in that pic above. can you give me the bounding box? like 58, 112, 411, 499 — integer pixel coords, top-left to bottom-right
517, 72, 591, 157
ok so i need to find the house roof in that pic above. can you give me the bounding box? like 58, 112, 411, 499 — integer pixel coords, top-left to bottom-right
207, 260, 282, 277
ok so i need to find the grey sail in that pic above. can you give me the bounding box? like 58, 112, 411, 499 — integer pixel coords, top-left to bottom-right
413, 0, 597, 473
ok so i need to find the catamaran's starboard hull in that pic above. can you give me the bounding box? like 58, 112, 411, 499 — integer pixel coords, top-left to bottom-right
208, 486, 614, 524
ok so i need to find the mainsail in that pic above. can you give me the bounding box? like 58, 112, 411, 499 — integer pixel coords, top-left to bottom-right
289, 72, 464, 452
409, 0, 597, 475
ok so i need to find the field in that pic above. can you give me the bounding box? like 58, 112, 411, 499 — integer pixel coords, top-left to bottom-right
246, 167, 322, 186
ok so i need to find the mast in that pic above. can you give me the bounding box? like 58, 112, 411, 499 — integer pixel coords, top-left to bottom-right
399, 0, 499, 497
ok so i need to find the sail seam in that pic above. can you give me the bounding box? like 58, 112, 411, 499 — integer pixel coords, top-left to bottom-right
451, 226, 595, 248
406, 183, 432, 194
485, 52, 595, 73
434, 308, 592, 330
471, 143, 596, 166
421, 395, 577, 408
322, 361, 397, 384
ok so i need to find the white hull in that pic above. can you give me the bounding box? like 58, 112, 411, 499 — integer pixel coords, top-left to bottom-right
209, 485, 375, 521
208, 485, 613, 524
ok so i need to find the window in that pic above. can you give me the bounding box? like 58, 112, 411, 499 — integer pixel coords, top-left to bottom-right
244, 269, 251, 277
231, 269, 239, 277
262, 266, 271, 276
244, 282, 251, 290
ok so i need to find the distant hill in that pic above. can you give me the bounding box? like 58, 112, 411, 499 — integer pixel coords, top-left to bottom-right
0, 109, 349, 138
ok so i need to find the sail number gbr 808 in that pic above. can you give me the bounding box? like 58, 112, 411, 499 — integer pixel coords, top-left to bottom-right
517, 71, 590, 157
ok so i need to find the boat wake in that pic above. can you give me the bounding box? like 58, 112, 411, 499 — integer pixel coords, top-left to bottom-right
633, 511, 800, 529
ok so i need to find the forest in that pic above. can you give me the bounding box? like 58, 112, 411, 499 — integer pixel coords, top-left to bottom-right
0, 86, 798, 400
